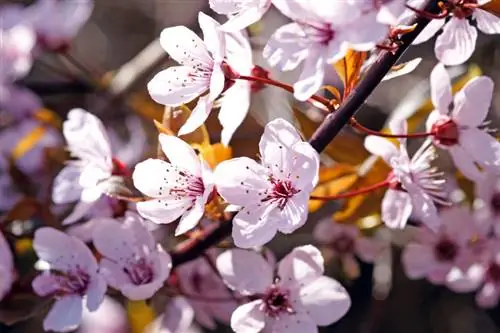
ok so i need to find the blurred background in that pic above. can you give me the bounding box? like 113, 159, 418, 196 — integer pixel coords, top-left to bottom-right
2, 0, 500, 332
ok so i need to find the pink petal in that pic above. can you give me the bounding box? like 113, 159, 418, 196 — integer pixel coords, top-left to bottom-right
220, 4, 269, 32
278, 245, 324, 286
43, 295, 83, 333
62, 201, 95, 226
271, 312, 317, 333
98, 259, 130, 290
446, 264, 485, 293
381, 189, 413, 229
85, 275, 107, 311
430, 63, 452, 113
230, 301, 266, 333
80, 296, 127, 333
52, 165, 84, 204
198, 12, 225, 61
263, 22, 309, 71
219, 82, 251, 146
92, 220, 137, 263
435, 17, 477, 66
216, 249, 273, 294
177, 95, 214, 137
405, 183, 440, 232
232, 209, 279, 248
298, 276, 351, 326
460, 128, 500, 173
293, 48, 326, 101
449, 145, 483, 181
278, 191, 309, 233
342, 12, 389, 49
122, 212, 156, 250
214, 157, 269, 206
136, 198, 192, 225
313, 219, 342, 245
474, 8, 500, 34
452, 76, 493, 126
158, 134, 201, 176
355, 238, 385, 263
401, 243, 436, 279
175, 197, 205, 236
364, 136, 399, 165
412, 18, 445, 44
147, 66, 208, 106
155, 297, 195, 333
425, 110, 444, 133
159, 26, 211, 67
476, 282, 500, 308
32, 273, 60, 297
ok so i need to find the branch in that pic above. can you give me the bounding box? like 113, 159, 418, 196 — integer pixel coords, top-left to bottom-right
20, 80, 92, 95
170, 0, 441, 268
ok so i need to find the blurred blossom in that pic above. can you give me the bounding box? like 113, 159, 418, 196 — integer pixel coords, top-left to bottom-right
132, 134, 214, 236
209, 0, 272, 32
32, 227, 107, 332
146, 297, 195, 333
0, 85, 42, 119
0, 24, 35, 83
365, 119, 445, 231
426, 63, 500, 180
175, 250, 237, 328
313, 219, 386, 279
0, 230, 14, 301
402, 206, 490, 286
147, 12, 226, 136
475, 173, 500, 235
214, 119, 319, 248
79, 296, 128, 333
412, 0, 500, 65
216, 245, 351, 333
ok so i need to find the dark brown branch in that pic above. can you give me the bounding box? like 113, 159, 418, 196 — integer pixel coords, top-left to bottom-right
20, 80, 93, 95
171, 0, 441, 268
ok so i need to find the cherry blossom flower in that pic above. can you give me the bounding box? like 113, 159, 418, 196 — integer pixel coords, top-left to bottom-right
175, 250, 237, 328
132, 134, 214, 235
209, 0, 272, 32
79, 296, 128, 333
25, 0, 94, 52
365, 119, 446, 231
147, 12, 226, 136
426, 63, 500, 180
402, 206, 488, 286
0, 24, 36, 83
214, 118, 319, 248
413, 0, 500, 65
52, 109, 130, 225
32, 227, 107, 332
313, 219, 386, 279
263, 0, 388, 101
0, 231, 14, 301
475, 173, 500, 234
92, 212, 172, 300
146, 297, 196, 333
216, 245, 351, 333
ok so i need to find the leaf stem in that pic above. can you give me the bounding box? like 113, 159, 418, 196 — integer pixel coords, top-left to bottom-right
349, 118, 434, 138
310, 180, 389, 201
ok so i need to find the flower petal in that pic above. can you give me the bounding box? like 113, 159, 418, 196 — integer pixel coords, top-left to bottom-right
293, 48, 326, 101
85, 275, 107, 312
92, 219, 137, 263
435, 18, 477, 66
412, 18, 445, 44
298, 276, 351, 326
474, 8, 500, 34
177, 95, 214, 137
159, 26, 211, 67
452, 76, 493, 126
401, 243, 436, 279
219, 82, 251, 146
364, 136, 398, 165
158, 134, 201, 176
460, 128, 500, 173
175, 197, 204, 235
476, 282, 500, 308
430, 63, 452, 113
232, 204, 280, 248
199, 12, 225, 61
52, 165, 83, 204
272, 312, 317, 333
43, 295, 83, 333
216, 249, 273, 294
263, 22, 308, 71
230, 301, 266, 333
278, 191, 309, 233
136, 198, 192, 225
449, 145, 483, 181
278, 245, 324, 286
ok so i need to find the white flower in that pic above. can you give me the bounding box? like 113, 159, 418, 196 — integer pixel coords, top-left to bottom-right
132, 134, 214, 235
214, 118, 319, 248
216, 245, 351, 333
209, 0, 272, 32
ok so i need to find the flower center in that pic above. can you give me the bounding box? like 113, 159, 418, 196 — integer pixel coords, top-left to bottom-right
167, 170, 205, 200
262, 178, 300, 210
450, 0, 477, 19
261, 285, 294, 318
58, 268, 91, 296
331, 233, 355, 254
487, 263, 500, 282
124, 258, 154, 285
434, 238, 459, 262
431, 118, 459, 146
490, 193, 500, 215
297, 22, 335, 46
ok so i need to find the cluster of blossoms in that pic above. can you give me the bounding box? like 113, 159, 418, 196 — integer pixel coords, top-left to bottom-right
2, 0, 500, 332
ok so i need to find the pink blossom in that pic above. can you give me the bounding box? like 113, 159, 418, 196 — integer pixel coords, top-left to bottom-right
209, 0, 272, 32
313, 219, 386, 279
402, 206, 488, 286
214, 118, 319, 248
147, 12, 226, 136
146, 297, 196, 333
474, 172, 500, 234
0, 231, 14, 301
0, 24, 35, 83
32, 227, 107, 332
92, 212, 172, 300
175, 250, 237, 329
426, 63, 500, 180
132, 134, 214, 235
413, 0, 500, 65
365, 119, 446, 231
263, 0, 388, 101
79, 295, 128, 333
216, 245, 351, 333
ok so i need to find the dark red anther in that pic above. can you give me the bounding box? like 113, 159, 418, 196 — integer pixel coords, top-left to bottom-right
112, 157, 130, 177
250, 65, 271, 92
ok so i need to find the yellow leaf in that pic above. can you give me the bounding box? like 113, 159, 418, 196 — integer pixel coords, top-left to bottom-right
11, 126, 46, 161
481, 0, 500, 16
161, 105, 210, 147
196, 143, 233, 169
129, 92, 164, 121
334, 50, 368, 98
33, 108, 62, 129
14, 238, 32, 255
127, 300, 155, 333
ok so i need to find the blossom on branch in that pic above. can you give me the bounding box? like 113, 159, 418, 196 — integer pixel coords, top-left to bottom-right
214, 118, 319, 248
216, 245, 351, 333
426, 63, 500, 180
92, 212, 172, 300
364, 119, 446, 231
132, 134, 214, 235
32, 227, 107, 332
